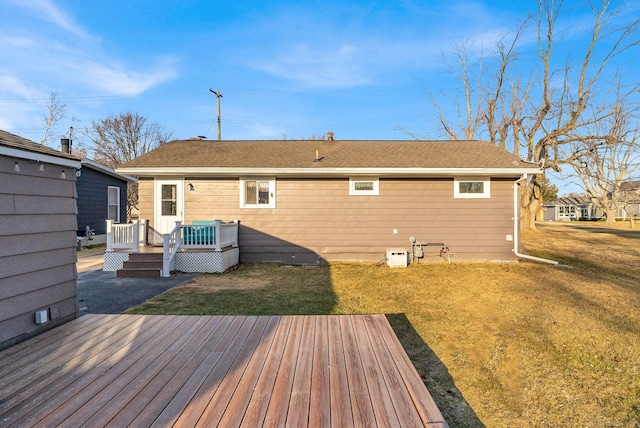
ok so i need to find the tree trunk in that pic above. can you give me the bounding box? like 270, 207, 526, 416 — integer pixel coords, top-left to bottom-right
528, 198, 540, 230
603, 208, 617, 223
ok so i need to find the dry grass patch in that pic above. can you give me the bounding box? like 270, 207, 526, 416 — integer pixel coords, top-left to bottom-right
126, 222, 640, 427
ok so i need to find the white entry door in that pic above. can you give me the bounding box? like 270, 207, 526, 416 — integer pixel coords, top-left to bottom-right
154, 179, 184, 235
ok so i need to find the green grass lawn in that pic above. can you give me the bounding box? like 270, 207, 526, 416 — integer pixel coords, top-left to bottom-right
125, 222, 640, 427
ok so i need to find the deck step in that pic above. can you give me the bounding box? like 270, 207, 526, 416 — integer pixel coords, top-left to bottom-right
122, 260, 163, 269
127, 253, 163, 261
117, 252, 163, 277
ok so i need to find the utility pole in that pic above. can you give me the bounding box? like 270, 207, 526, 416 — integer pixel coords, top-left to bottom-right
209, 88, 223, 140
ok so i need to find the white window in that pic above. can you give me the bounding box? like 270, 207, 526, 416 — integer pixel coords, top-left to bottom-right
454, 178, 491, 198
107, 186, 120, 223
240, 178, 276, 208
349, 177, 379, 196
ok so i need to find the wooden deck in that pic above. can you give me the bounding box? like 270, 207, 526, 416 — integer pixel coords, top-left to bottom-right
0, 314, 447, 427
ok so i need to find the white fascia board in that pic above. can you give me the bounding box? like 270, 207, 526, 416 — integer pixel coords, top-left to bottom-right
81, 159, 138, 183
1, 146, 81, 168
117, 166, 542, 177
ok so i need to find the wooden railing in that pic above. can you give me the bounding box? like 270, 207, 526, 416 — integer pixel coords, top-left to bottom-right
162, 222, 181, 277
105, 219, 147, 252
162, 220, 239, 277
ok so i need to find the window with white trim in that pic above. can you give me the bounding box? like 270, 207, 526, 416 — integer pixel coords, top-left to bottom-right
349, 177, 379, 196
107, 186, 120, 222
454, 178, 491, 198
240, 178, 276, 208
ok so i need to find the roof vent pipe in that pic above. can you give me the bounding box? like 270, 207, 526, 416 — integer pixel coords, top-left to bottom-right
61, 138, 71, 154
327, 131, 334, 141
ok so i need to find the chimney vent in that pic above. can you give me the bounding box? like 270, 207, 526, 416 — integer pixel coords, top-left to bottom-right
327, 131, 334, 141
61, 138, 71, 154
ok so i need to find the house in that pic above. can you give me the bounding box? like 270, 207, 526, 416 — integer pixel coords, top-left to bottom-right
55, 138, 136, 246
542, 196, 602, 221
75, 157, 137, 246
116, 139, 541, 265
618, 181, 640, 219
0, 130, 80, 350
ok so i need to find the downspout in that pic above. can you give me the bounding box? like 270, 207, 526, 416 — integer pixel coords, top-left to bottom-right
513, 176, 559, 265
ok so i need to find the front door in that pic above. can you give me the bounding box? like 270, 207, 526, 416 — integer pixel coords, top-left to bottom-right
154, 179, 184, 235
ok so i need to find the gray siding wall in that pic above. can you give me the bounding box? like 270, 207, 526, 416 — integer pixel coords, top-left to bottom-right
140, 176, 519, 264
76, 166, 128, 235
0, 155, 78, 350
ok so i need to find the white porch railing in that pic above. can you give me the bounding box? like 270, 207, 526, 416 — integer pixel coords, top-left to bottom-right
105, 219, 147, 252
162, 220, 239, 277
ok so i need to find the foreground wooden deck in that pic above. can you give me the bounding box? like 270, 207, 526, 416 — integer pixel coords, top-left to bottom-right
0, 314, 447, 427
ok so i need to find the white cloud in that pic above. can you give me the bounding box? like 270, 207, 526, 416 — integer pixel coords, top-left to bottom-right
256, 43, 371, 89
64, 58, 178, 97
0, 74, 41, 99
8, 0, 88, 38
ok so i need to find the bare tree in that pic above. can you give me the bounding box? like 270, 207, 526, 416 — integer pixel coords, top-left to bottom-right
87, 112, 172, 220
89, 112, 172, 167
570, 100, 640, 225
431, 0, 640, 230
40, 91, 66, 146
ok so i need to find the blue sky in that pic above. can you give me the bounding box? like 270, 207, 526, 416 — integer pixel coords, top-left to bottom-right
1, 0, 638, 194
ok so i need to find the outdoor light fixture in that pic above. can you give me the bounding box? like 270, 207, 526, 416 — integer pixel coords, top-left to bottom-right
60, 170, 66, 179
39, 163, 45, 171
14, 162, 20, 172
187, 183, 195, 191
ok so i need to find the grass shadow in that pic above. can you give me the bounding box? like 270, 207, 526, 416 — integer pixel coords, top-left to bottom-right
386, 313, 485, 428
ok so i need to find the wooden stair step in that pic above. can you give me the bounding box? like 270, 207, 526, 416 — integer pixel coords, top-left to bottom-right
122, 261, 163, 269
127, 253, 163, 261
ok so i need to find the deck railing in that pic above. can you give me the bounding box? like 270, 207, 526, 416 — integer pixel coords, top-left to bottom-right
105, 219, 147, 252
162, 220, 239, 277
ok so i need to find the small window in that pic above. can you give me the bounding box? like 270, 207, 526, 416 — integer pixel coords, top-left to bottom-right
350, 178, 379, 196
454, 178, 491, 198
161, 184, 177, 215
107, 186, 120, 223
240, 178, 276, 208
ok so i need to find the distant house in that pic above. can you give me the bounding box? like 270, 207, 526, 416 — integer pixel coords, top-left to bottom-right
0, 130, 80, 350
116, 139, 541, 264
617, 181, 640, 219
75, 157, 137, 246
542, 196, 602, 221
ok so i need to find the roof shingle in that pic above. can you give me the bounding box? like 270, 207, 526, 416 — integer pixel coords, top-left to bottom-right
0, 129, 78, 161
119, 139, 535, 171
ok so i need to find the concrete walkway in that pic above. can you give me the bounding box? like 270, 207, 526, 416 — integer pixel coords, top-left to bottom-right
76, 252, 195, 316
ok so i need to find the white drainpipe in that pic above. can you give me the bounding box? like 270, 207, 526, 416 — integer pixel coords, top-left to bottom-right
513, 176, 559, 265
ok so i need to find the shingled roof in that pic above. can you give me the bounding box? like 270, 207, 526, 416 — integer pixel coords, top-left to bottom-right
117, 139, 540, 176
1, 129, 81, 168
0, 129, 78, 161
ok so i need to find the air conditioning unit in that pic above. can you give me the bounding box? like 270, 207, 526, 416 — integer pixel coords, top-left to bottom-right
386, 248, 408, 268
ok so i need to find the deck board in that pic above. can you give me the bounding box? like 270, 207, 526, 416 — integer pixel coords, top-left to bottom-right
0, 314, 448, 427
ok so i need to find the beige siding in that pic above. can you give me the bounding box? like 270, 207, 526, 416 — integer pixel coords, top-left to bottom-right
138, 177, 155, 223
0, 155, 78, 350
178, 177, 518, 264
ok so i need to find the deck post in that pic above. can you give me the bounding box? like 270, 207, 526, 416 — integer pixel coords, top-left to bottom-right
139, 219, 147, 246
162, 233, 170, 277
233, 219, 240, 247
215, 220, 222, 251
106, 219, 113, 252
132, 220, 140, 253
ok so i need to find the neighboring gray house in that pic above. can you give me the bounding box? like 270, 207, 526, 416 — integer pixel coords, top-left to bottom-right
542, 196, 601, 221
117, 139, 542, 263
0, 130, 80, 350
76, 157, 136, 246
